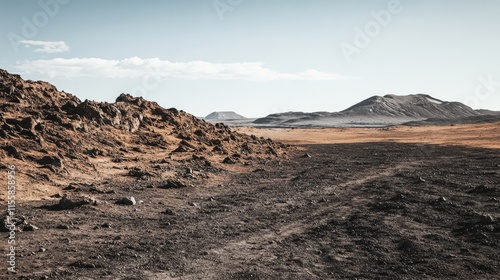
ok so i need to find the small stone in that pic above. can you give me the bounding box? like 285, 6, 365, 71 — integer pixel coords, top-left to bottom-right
158, 179, 186, 189
23, 224, 39, 231
101, 222, 112, 228
222, 157, 236, 164
188, 202, 199, 207
116, 197, 136, 205
39, 247, 46, 252
418, 177, 425, 182
484, 225, 495, 232
56, 196, 96, 209
38, 155, 64, 168
63, 184, 78, 190
56, 224, 70, 230
162, 209, 176, 215
438, 196, 447, 202
302, 153, 311, 158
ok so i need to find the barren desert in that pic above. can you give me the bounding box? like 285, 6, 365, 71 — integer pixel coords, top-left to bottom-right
2, 1, 500, 279
1, 69, 500, 279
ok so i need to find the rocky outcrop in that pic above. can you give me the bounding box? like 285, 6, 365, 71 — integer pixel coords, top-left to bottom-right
0, 69, 287, 183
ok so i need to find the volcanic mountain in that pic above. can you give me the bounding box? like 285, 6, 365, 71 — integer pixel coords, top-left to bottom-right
0, 69, 286, 200
205, 111, 245, 121
254, 94, 487, 127
341, 94, 479, 118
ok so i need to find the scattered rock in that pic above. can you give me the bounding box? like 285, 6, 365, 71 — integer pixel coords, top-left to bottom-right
56, 224, 70, 230
481, 214, 495, 224
38, 155, 64, 168
158, 179, 186, 189
468, 185, 496, 194
116, 197, 136, 206
63, 184, 78, 191
267, 146, 278, 156
161, 209, 176, 215
85, 148, 104, 157
101, 222, 112, 228
223, 157, 236, 164
302, 153, 312, 158
172, 145, 189, 153
46, 196, 97, 210
438, 196, 447, 202
23, 224, 39, 231
127, 168, 154, 180
1, 145, 20, 157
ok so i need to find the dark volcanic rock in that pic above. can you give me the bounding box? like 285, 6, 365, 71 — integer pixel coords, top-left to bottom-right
38, 155, 64, 168
46, 196, 96, 210
158, 179, 187, 189
0, 68, 287, 187
116, 197, 136, 206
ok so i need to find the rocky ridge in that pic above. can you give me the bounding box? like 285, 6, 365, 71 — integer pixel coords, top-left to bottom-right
0, 69, 287, 199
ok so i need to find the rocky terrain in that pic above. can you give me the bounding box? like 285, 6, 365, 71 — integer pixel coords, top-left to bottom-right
253, 94, 498, 127
0, 68, 287, 200
3, 141, 500, 279
1, 70, 499, 279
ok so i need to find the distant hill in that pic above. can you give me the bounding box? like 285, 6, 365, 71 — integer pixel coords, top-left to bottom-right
205, 111, 245, 120
253, 94, 487, 127
253, 111, 330, 124
341, 94, 479, 119
476, 109, 500, 116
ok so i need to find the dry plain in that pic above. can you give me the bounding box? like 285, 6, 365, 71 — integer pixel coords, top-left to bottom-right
4, 122, 500, 279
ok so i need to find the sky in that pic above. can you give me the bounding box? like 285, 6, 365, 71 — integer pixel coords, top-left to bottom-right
1, 0, 499, 117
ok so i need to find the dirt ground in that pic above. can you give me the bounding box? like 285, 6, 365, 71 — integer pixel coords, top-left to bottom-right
2, 123, 500, 279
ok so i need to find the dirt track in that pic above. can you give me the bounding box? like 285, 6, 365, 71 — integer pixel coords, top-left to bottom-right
5, 131, 500, 279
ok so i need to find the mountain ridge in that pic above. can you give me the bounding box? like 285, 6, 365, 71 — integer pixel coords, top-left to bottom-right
0, 68, 286, 199
253, 93, 492, 127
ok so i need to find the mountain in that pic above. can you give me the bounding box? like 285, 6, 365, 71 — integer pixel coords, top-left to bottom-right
253, 111, 330, 124
341, 94, 479, 119
476, 109, 500, 116
205, 111, 245, 120
253, 94, 484, 127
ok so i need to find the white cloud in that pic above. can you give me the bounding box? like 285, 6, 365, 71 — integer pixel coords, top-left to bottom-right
14, 57, 355, 81
20, 40, 70, 54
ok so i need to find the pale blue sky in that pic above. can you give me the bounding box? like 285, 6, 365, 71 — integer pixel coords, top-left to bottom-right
1, 0, 499, 117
